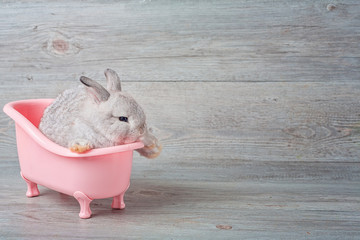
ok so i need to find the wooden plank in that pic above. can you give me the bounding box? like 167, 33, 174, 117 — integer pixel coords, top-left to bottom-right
1, 81, 359, 183
0, 0, 359, 82
1, 81, 360, 161
0, 177, 359, 239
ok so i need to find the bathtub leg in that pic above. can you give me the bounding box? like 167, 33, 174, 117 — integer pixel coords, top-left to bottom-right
111, 194, 126, 209
112, 183, 130, 209
73, 191, 93, 219
20, 172, 40, 197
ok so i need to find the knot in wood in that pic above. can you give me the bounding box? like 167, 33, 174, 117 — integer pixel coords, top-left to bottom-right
43, 32, 81, 57
327, 4, 336, 11
216, 225, 232, 230
52, 39, 69, 54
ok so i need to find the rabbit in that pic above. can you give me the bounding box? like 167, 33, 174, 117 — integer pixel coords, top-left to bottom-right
38, 68, 162, 159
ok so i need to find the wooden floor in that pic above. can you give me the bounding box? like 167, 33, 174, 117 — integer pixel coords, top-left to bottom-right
1, 1, 359, 239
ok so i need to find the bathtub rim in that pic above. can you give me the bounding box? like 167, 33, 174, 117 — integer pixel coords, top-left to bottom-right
3, 99, 144, 158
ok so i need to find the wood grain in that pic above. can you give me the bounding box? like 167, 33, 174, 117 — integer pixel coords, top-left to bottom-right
0, 0, 359, 82
0, 178, 359, 239
0, 0, 359, 239
1, 82, 359, 165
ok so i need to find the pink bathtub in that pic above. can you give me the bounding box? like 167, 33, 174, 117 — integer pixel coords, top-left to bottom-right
3, 99, 144, 219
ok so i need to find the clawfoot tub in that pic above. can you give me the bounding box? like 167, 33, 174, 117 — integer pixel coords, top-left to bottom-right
3, 99, 144, 219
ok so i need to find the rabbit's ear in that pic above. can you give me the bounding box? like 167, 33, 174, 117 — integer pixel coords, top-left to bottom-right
80, 76, 110, 103
104, 68, 121, 92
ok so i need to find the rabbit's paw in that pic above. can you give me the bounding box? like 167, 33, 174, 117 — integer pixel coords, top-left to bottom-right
69, 139, 92, 153
139, 143, 163, 159
70, 144, 91, 153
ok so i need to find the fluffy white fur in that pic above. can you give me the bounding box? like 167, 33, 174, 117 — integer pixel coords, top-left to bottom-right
39, 69, 162, 158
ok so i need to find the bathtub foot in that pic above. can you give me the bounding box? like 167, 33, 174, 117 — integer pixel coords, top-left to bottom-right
111, 194, 126, 209
112, 183, 130, 209
20, 172, 40, 197
73, 191, 93, 219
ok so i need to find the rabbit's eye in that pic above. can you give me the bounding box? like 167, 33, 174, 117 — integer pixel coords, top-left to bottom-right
119, 116, 128, 123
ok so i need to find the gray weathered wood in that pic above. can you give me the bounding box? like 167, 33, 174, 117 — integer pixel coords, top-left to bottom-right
0, 178, 359, 239
0, 0, 359, 239
0, 0, 359, 82
1, 82, 360, 165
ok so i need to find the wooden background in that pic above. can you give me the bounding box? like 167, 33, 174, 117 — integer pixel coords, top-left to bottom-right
0, 0, 359, 239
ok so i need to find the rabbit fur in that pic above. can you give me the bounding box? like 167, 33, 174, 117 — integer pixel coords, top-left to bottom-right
38, 69, 162, 158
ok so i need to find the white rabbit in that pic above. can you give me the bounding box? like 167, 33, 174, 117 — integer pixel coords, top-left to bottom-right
38, 69, 162, 158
